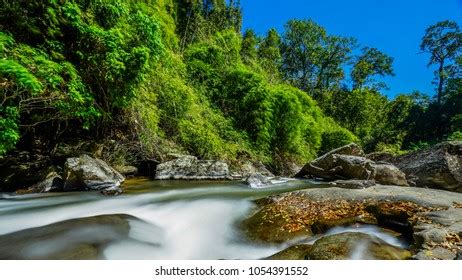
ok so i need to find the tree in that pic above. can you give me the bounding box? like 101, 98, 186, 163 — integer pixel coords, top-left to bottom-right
280, 19, 354, 100
240, 29, 258, 63
421, 20, 462, 105
351, 47, 394, 90
257, 28, 282, 80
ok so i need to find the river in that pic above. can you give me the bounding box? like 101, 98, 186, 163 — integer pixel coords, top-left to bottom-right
0, 178, 406, 259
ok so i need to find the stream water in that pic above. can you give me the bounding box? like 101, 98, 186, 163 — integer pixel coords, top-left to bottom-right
0, 179, 406, 260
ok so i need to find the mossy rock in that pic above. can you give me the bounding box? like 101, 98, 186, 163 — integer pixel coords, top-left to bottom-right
264, 244, 312, 260
306, 232, 411, 260
240, 208, 312, 243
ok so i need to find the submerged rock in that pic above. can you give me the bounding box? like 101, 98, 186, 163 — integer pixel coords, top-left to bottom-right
155, 156, 230, 180
390, 141, 462, 192
63, 155, 125, 194
306, 232, 411, 260
0, 214, 134, 259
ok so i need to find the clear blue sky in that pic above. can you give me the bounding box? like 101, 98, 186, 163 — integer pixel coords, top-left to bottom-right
241, 0, 462, 98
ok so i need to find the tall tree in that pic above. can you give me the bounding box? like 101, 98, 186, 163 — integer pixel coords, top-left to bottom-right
240, 29, 258, 63
421, 20, 462, 105
351, 47, 394, 90
258, 28, 282, 80
280, 19, 354, 98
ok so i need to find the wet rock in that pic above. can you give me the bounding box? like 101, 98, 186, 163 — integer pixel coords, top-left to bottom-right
390, 141, 462, 192
413, 247, 457, 260
373, 163, 408, 186
306, 232, 411, 260
457, 252, 462, 260
245, 173, 273, 188
0, 214, 134, 259
264, 245, 312, 260
328, 179, 376, 189
63, 155, 125, 194
244, 185, 462, 259
155, 156, 230, 180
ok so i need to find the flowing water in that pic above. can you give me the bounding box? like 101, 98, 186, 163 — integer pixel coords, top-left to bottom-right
0, 179, 406, 260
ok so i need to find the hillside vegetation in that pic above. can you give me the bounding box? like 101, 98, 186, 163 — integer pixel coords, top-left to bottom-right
1, 0, 461, 173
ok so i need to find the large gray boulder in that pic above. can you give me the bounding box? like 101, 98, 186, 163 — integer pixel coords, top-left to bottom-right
296, 154, 376, 181
373, 163, 409, 186
155, 155, 230, 180
296, 143, 408, 186
63, 155, 125, 194
390, 141, 462, 192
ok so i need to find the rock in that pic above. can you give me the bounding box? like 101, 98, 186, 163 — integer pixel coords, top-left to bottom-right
373, 163, 409, 186
296, 154, 376, 181
296, 143, 408, 186
413, 247, 457, 260
0, 151, 51, 191
457, 252, 462, 260
114, 165, 138, 176
155, 156, 230, 180
306, 232, 411, 260
238, 161, 274, 178
390, 141, 462, 192
264, 244, 312, 260
15, 168, 64, 194
243, 185, 462, 259
366, 152, 395, 162
245, 173, 273, 188
63, 155, 125, 194
328, 179, 376, 189
0, 214, 134, 259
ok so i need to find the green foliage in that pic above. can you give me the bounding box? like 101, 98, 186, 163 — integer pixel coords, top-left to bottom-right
319, 128, 358, 155
351, 47, 394, 90
448, 131, 462, 141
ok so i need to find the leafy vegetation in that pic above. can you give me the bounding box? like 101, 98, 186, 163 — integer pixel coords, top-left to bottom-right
1, 0, 461, 173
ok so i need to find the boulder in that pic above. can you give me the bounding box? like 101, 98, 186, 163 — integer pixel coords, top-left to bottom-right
390, 141, 462, 192
155, 156, 230, 180
373, 163, 408, 186
245, 173, 273, 188
63, 155, 125, 194
306, 232, 411, 260
0, 214, 133, 259
296, 154, 376, 181
114, 165, 138, 176
237, 161, 274, 178
296, 143, 408, 186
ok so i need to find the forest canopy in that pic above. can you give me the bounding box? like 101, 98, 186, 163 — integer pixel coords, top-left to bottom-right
1, 0, 461, 173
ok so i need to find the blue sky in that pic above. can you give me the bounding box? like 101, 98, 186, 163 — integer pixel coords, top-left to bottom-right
241, 0, 462, 98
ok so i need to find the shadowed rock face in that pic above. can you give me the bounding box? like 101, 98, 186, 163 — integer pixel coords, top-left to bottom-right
155, 156, 230, 180
390, 141, 462, 192
63, 155, 125, 192
0, 214, 135, 260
